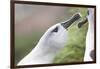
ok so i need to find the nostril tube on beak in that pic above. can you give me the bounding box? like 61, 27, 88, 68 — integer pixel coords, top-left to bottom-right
61, 13, 81, 29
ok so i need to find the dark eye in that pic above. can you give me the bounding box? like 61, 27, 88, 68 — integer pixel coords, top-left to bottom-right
52, 27, 58, 32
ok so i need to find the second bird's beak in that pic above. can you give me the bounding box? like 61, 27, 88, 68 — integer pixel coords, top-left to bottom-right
61, 13, 81, 29
77, 10, 89, 28
78, 17, 88, 28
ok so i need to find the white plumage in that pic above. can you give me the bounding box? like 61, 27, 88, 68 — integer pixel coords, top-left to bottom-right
18, 23, 68, 65
84, 8, 94, 61
18, 13, 81, 65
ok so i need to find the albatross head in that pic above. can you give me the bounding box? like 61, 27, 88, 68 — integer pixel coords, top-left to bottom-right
87, 8, 94, 24
38, 13, 81, 49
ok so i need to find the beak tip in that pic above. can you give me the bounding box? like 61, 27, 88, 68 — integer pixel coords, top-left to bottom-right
78, 12, 82, 18
75, 12, 82, 19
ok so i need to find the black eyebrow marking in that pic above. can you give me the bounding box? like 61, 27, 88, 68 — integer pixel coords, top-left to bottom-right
51, 27, 58, 32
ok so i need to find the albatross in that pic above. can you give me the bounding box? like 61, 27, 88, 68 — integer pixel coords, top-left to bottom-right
84, 8, 94, 61
78, 8, 94, 61
18, 13, 81, 65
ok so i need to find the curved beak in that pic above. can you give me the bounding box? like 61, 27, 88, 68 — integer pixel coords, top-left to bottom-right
78, 17, 88, 28
78, 9, 90, 28
61, 13, 81, 29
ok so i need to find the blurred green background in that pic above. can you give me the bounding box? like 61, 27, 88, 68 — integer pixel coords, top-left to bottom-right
15, 4, 88, 65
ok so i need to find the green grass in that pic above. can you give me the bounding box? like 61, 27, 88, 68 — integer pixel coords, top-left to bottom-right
53, 22, 88, 63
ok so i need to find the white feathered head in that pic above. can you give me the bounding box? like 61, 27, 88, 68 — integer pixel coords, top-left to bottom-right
38, 13, 81, 49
